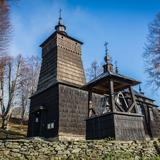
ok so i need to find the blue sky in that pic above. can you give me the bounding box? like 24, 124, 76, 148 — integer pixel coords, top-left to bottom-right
10, 0, 160, 104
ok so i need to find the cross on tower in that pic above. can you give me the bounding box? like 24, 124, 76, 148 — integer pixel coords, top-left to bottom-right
55, 8, 66, 32
104, 42, 109, 53
59, 9, 62, 20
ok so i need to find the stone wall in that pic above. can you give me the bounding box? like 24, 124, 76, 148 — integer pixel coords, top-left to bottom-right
0, 138, 160, 160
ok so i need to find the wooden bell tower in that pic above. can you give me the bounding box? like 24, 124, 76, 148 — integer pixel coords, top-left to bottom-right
85, 43, 145, 140
27, 10, 87, 140
37, 10, 85, 92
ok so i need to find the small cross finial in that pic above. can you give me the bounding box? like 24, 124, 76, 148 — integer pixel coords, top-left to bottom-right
103, 42, 113, 72
104, 42, 108, 53
115, 61, 119, 73
104, 41, 110, 65
139, 84, 144, 94
139, 84, 142, 93
55, 8, 66, 32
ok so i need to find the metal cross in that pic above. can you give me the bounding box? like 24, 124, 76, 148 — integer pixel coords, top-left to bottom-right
59, 9, 62, 19
104, 42, 108, 53
139, 84, 142, 93
115, 60, 117, 67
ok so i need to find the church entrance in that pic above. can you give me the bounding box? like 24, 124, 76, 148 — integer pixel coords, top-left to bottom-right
33, 111, 42, 136
32, 106, 46, 137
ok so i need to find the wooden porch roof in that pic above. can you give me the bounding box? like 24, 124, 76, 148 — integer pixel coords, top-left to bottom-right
83, 71, 140, 94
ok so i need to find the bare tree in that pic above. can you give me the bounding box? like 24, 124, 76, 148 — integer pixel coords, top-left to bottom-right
144, 12, 160, 89
86, 60, 103, 81
0, 0, 20, 56
0, 0, 11, 56
17, 55, 40, 124
0, 54, 40, 128
0, 55, 23, 129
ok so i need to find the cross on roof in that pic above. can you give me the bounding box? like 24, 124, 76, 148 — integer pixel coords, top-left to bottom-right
59, 9, 62, 20
104, 42, 109, 53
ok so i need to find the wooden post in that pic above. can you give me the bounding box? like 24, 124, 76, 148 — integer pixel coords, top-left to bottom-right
88, 90, 92, 117
147, 105, 153, 138
109, 79, 116, 112
39, 111, 42, 137
128, 86, 138, 113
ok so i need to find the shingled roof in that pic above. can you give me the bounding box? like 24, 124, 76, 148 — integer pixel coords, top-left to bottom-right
83, 71, 140, 94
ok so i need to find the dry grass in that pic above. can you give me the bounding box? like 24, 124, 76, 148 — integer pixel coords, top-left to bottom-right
0, 119, 27, 139
7, 121, 27, 135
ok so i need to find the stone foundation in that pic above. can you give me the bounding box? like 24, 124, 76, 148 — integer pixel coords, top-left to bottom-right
0, 138, 160, 160
58, 132, 85, 141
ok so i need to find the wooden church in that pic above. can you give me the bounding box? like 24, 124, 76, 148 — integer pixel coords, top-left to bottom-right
27, 12, 160, 140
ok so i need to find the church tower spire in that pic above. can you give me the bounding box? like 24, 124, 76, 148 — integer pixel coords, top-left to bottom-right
115, 61, 119, 73
55, 9, 67, 34
103, 42, 113, 73
37, 9, 85, 91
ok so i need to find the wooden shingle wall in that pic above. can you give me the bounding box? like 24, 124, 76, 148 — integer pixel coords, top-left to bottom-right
150, 108, 160, 138
28, 85, 59, 138
58, 84, 88, 140
57, 34, 86, 86
114, 114, 145, 140
37, 46, 57, 92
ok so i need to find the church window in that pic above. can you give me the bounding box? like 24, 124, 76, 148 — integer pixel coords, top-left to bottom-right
47, 122, 54, 129
47, 123, 51, 129
51, 122, 54, 129
35, 117, 39, 123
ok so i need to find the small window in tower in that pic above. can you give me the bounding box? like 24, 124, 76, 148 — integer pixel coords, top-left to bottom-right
35, 117, 39, 123
47, 123, 51, 129
47, 122, 54, 130
51, 122, 54, 129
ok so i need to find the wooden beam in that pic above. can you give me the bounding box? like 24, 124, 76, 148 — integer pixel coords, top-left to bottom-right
114, 83, 129, 91
88, 90, 92, 117
147, 105, 153, 137
112, 76, 139, 86
128, 86, 138, 113
115, 103, 125, 112
127, 102, 135, 112
109, 79, 116, 112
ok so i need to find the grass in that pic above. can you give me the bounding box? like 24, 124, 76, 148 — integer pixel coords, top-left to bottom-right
0, 119, 27, 139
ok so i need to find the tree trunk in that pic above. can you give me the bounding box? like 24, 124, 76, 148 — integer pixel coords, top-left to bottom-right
20, 114, 24, 126
1, 116, 8, 130
1, 107, 12, 130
